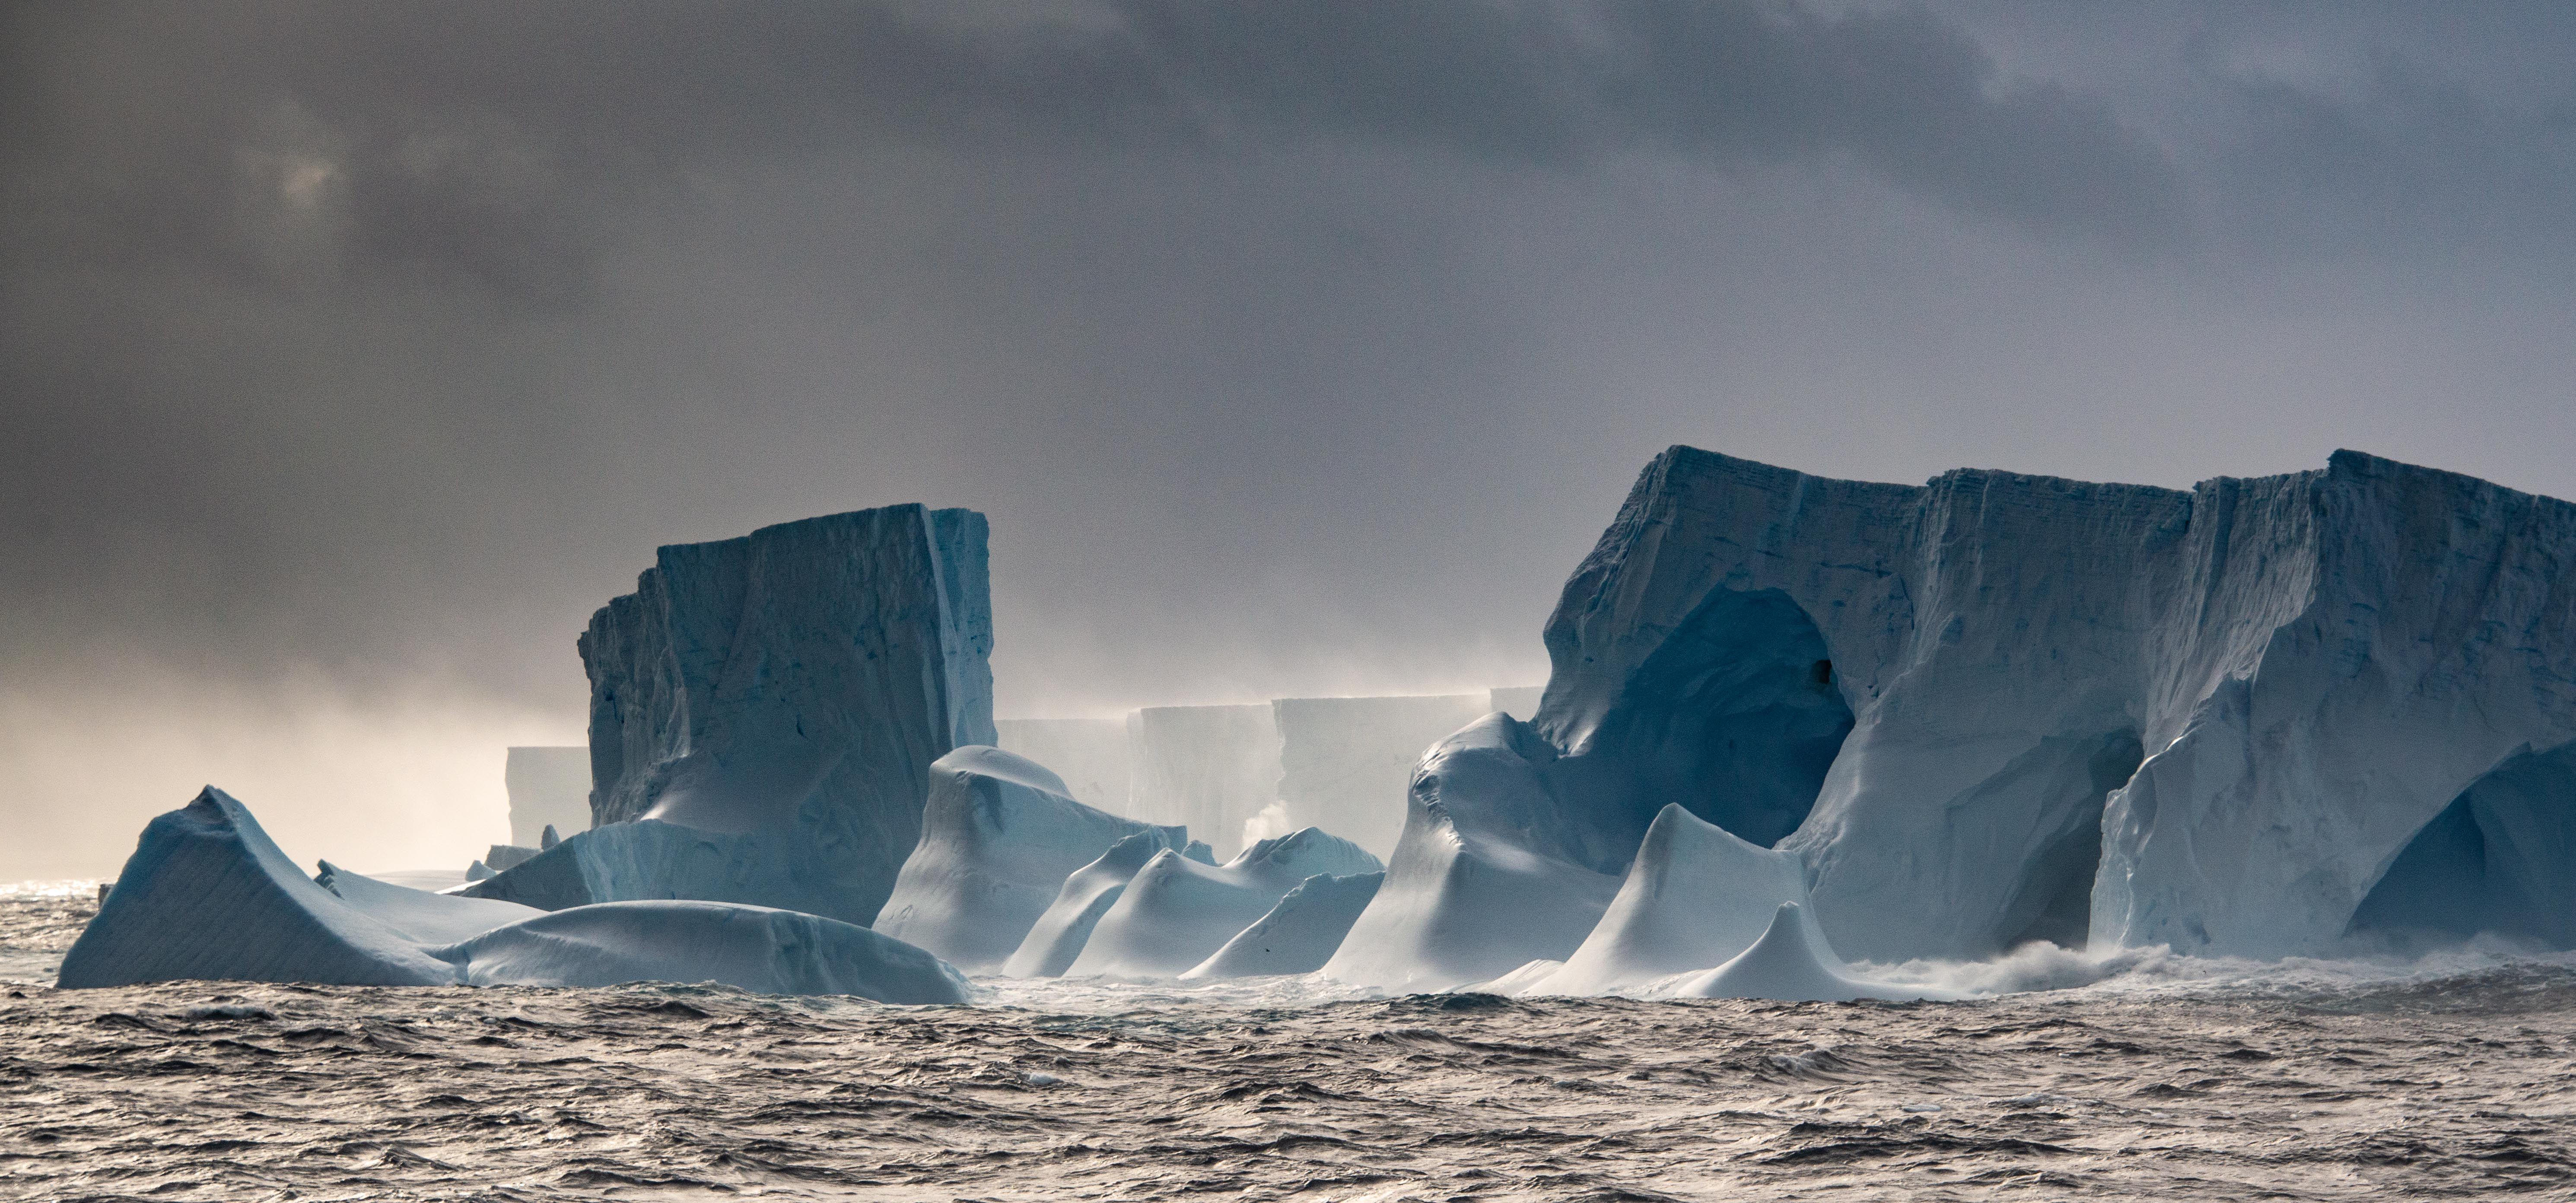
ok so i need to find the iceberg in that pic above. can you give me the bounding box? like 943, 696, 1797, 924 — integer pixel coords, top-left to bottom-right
994, 718, 1132, 814
1127, 704, 1281, 860
1180, 870, 1383, 980
1065, 828, 1381, 979
875, 746, 1185, 973
1273, 694, 1490, 860
61, 787, 968, 1002
1528, 804, 1815, 996
435, 900, 968, 999
315, 861, 543, 943
1343, 446, 2576, 974
504, 746, 592, 848
466, 504, 995, 926
1665, 903, 1951, 1003
1323, 716, 1624, 992
1487, 685, 1545, 721
1002, 828, 1211, 978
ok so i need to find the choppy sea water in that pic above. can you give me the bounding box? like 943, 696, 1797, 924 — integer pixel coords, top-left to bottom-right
6, 881, 2575, 1201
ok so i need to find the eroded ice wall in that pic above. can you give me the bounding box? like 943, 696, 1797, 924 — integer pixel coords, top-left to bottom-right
471, 504, 994, 926
1272, 694, 1489, 859
995, 718, 1131, 815
1127, 705, 1281, 861
1338, 447, 2576, 981
504, 746, 591, 848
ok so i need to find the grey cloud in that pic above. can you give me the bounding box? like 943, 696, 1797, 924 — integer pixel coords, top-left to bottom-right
3, 0, 2186, 311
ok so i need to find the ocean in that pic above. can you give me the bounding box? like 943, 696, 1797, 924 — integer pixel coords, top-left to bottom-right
6, 881, 2573, 1201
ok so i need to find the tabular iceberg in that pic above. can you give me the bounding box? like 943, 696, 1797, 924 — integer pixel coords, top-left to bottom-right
1127, 705, 1281, 860
1335, 446, 2576, 983
994, 718, 1132, 815
1065, 828, 1382, 979
504, 746, 592, 848
466, 504, 995, 927
1273, 694, 1491, 860
62, 788, 969, 1002
1002, 828, 1212, 978
875, 746, 1185, 973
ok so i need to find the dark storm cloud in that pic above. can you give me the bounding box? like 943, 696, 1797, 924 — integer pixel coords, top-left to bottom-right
3, 0, 2184, 310
10, 0, 2576, 876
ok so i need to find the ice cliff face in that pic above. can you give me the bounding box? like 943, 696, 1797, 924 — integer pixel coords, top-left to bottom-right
1126, 705, 1281, 860
504, 747, 591, 849
1336, 447, 2576, 979
474, 505, 994, 926
1272, 695, 1490, 860
994, 718, 1131, 814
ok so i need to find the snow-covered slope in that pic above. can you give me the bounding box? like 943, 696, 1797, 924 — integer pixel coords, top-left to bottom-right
1273, 695, 1489, 860
995, 719, 1131, 815
1002, 828, 1212, 978
469, 505, 994, 927
316, 862, 544, 944
1067, 828, 1381, 979
505, 746, 591, 848
875, 746, 1183, 973
61, 788, 461, 987
1530, 805, 1815, 996
1666, 903, 1952, 1003
1323, 716, 1624, 992
1127, 705, 1281, 861
433, 901, 968, 1001
61, 789, 970, 1000
1180, 870, 1383, 980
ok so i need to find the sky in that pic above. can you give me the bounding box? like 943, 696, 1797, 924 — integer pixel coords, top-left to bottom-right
7, 0, 2576, 877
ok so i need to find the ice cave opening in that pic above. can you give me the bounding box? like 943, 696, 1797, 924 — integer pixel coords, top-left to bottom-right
2347, 741, 2576, 950
1991, 733, 2144, 952
1588, 587, 1854, 848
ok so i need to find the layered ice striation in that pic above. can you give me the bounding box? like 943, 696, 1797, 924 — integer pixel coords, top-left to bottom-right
1338, 446, 2576, 979
1181, 870, 1384, 980
1273, 694, 1491, 860
465, 504, 994, 927
875, 746, 1184, 973
61, 788, 969, 1001
1065, 829, 1381, 979
505, 746, 592, 848
994, 719, 1131, 815
1127, 705, 1281, 861
1002, 828, 1212, 978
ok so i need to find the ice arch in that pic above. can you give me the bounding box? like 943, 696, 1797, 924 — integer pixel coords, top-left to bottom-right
2347, 740, 2576, 949
1552, 587, 1852, 848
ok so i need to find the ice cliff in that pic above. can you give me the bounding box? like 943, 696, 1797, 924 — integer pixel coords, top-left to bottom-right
875, 746, 1185, 973
466, 504, 994, 926
1273, 695, 1490, 859
61, 788, 969, 1002
994, 718, 1131, 814
504, 746, 591, 848
1126, 705, 1280, 860
1334, 447, 2576, 985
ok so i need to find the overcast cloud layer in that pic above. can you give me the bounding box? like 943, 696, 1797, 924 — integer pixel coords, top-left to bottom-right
8, 0, 2576, 876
